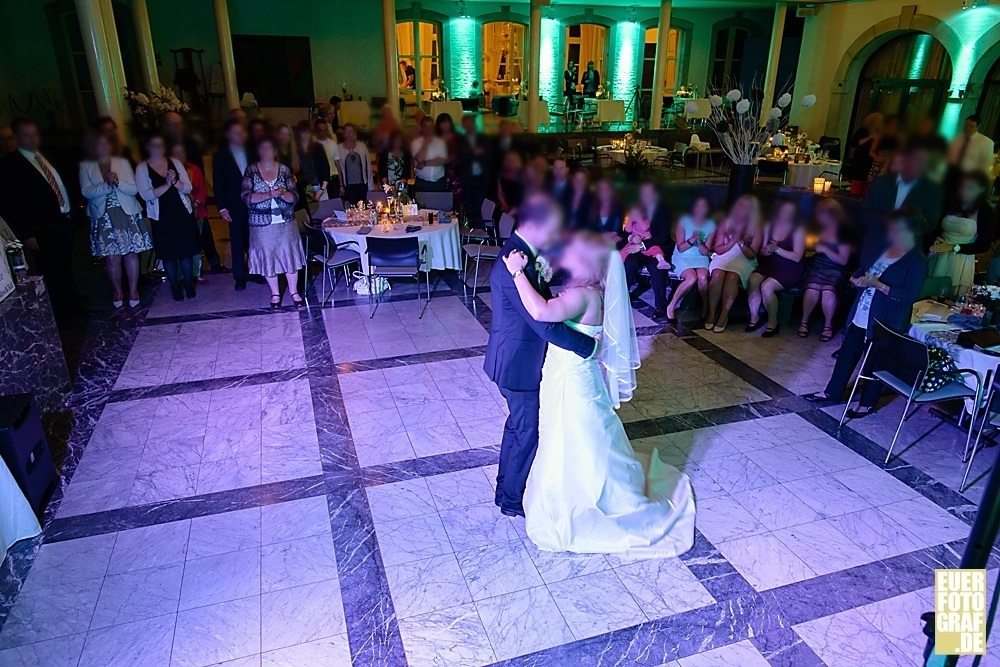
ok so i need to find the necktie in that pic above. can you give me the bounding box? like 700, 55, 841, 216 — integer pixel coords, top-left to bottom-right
36, 155, 66, 210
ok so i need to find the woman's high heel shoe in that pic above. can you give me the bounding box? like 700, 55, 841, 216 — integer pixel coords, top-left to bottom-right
290, 293, 304, 308
270, 294, 282, 309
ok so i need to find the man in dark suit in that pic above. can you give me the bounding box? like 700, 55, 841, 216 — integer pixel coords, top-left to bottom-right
212, 119, 254, 290
622, 181, 674, 319
0, 117, 80, 311
547, 157, 573, 214
484, 194, 597, 517
458, 114, 492, 222
860, 141, 942, 263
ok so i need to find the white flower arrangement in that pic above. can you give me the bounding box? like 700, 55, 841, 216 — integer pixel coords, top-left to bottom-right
124, 85, 190, 120
702, 82, 817, 166
685, 101, 700, 115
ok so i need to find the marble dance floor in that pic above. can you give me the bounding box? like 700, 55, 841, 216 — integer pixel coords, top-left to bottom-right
0, 271, 997, 667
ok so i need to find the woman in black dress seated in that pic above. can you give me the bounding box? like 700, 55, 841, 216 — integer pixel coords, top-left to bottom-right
136, 133, 201, 301
798, 199, 853, 342
746, 199, 806, 337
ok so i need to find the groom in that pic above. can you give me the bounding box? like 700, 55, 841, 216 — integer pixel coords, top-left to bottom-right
484, 194, 598, 517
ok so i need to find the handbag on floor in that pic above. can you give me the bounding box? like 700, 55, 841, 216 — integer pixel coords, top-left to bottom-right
352, 271, 390, 296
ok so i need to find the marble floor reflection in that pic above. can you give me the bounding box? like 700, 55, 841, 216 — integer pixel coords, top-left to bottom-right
0, 273, 991, 667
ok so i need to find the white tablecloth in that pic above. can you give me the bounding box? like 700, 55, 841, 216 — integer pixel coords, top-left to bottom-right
910, 319, 999, 414
325, 219, 462, 273
1, 457, 40, 556
785, 161, 842, 188
598, 146, 670, 165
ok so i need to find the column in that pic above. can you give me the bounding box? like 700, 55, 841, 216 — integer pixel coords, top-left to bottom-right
132, 0, 160, 92
649, 0, 673, 130
98, 0, 128, 118
75, 0, 124, 126
526, 0, 544, 132
759, 2, 787, 123
382, 0, 400, 120
214, 0, 240, 110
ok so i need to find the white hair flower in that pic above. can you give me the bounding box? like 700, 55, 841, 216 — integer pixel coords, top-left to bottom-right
736, 99, 751, 114
709, 95, 724, 107
767, 107, 782, 121
801, 94, 817, 108
777, 93, 792, 108
685, 101, 700, 114
726, 89, 742, 102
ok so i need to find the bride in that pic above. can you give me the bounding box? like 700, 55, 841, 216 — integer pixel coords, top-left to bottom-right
502, 233, 695, 557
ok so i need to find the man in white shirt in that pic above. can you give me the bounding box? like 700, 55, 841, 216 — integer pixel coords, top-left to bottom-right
948, 114, 995, 178
411, 116, 448, 192
0, 117, 80, 310
313, 118, 340, 195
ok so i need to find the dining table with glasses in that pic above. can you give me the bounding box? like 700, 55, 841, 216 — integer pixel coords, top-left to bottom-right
597, 144, 671, 166
323, 212, 462, 273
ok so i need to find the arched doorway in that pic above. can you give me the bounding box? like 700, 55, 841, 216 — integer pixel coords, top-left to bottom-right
565, 23, 608, 97
977, 57, 1000, 143
849, 32, 952, 137
483, 21, 525, 98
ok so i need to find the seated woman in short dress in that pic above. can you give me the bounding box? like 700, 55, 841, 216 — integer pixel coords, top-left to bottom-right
664, 193, 715, 323
798, 199, 853, 342
746, 198, 806, 337
241, 136, 306, 308
705, 195, 763, 333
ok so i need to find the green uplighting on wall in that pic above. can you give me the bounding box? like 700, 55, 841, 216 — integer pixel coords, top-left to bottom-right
539, 18, 560, 103
906, 33, 932, 80
449, 17, 478, 99
613, 21, 641, 121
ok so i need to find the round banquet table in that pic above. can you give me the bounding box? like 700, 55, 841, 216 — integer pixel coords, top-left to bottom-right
785, 160, 842, 188
1, 457, 40, 557
325, 217, 462, 273
597, 146, 670, 165
909, 320, 998, 415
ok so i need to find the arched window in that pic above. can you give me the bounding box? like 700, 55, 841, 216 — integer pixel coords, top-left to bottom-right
711, 26, 751, 87
977, 58, 1000, 143
849, 32, 953, 137
642, 26, 687, 97
396, 20, 443, 100
565, 23, 608, 90
483, 21, 526, 97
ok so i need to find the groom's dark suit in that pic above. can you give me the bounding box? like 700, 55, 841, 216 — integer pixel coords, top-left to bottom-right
484, 233, 597, 515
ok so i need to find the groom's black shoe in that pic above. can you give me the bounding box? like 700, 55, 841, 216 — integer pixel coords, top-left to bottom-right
500, 506, 525, 518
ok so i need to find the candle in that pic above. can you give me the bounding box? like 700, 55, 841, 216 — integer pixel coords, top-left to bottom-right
813, 177, 825, 193
823, 180, 832, 193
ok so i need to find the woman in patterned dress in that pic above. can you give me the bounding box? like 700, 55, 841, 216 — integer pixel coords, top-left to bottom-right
79, 131, 152, 308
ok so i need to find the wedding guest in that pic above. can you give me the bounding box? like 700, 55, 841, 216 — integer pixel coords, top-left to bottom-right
705, 194, 763, 332
458, 114, 490, 220
378, 130, 412, 188
928, 170, 995, 297
241, 136, 305, 307
0, 126, 16, 157
273, 122, 298, 173
80, 131, 152, 308
161, 111, 203, 172
497, 151, 525, 217
337, 123, 374, 205
213, 119, 253, 290
947, 114, 995, 180
548, 158, 572, 212
563, 61, 578, 109
581, 61, 600, 98
0, 117, 81, 312
622, 181, 674, 318
860, 141, 942, 263
565, 169, 593, 231
746, 199, 806, 337
294, 120, 330, 206
435, 113, 463, 209
136, 133, 200, 301
170, 142, 213, 283
806, 209, 928, 415
847, 113, 881, 196
372, 104, 401, 154
522, 161, 546, 199
400, 59, 416, 88
411, 116, 448, 192
665, 194, 715, 323
798, 198, 853, 342
93, 116, 132, 163
587, 177, 624, 233
228, 108, 248, 127
868, 114, 902, 181
313, 118, 340, 196
248, 118, 268, 146
620, 204, 670, 268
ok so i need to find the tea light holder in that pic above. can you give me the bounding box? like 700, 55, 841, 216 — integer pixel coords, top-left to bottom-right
823, 180, 832, 193
813, 177, 825, 193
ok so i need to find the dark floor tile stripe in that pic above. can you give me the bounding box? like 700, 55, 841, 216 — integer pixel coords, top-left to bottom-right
751, 627, 826, 667
680, 529, 756, 602
42, 475, 330, 544
362, 446, 502, 487
335, 345, 488, 374
105, 368, 309, 403
139, 306, 284, 327
681, 334, 796, 398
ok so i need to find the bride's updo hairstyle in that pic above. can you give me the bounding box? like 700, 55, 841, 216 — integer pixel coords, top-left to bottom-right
564, 232, 611, 292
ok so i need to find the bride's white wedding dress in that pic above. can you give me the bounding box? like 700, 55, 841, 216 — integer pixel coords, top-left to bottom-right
523, 319, 696, 557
